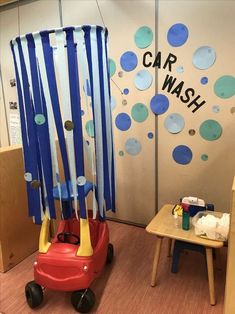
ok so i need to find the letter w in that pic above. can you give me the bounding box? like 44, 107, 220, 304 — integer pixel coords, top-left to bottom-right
162, 74, 176, 92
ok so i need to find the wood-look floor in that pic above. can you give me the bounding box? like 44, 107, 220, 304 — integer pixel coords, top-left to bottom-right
0, 221, 226, 314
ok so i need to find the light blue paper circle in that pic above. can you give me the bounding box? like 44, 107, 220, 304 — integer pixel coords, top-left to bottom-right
134, 26, 153, 49
85, 120, 94, 138
150, 94, 169, 115
167, 23, 189, 47
212, 105, 220, 113
164, 113, 185, 134
120, 51, 138, 72
115, 113, 131, 131
84, 79, 91, 96
111, 96, 117, 110
192, 46, 216, 70
24, 172, 32, 182
134, 70, 153, 90
176, 66, 184, 73
172, 145, 193, 165
77, 176, 86, 186
125, 138, 142, 156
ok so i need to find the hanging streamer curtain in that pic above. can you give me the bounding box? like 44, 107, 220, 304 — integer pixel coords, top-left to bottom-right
10, 25, 116, 224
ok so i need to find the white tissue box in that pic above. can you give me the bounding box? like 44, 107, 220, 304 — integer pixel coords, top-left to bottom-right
192, 211, 230, 241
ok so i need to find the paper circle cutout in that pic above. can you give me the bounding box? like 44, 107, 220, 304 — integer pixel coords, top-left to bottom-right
119, 151, 124, 156
134, 70, 153, 90
123, 88, 129, 95
115, 113, 131, 131
164, 113, 185, 134
81, 110, 85, 116
131, 103, 149, 123
77, 176, 86, 186
111, 96, 117, 110
189, 129, 196, 136
118, 71, 124, 77
24, 172, 32, 182
201, 77, 208, 85
214, 75, 235, 99
199, 119, 222, 141
134, 26, 153, 48
64, 120, 74, 131
85, 120, 94, 138
109, 59, 116, 77
172, 145, 192, 165
167, 23, 189, 47
125, 138, 142, 156
192, 46, 216, 70
150, 94, 169, 115
122, 99, 128, 106
212, 105, 220, 113
34, 114, 45, 125
120, 51, 138, 72
201, 154, 208, 161
148, 132, 154, 139
230, 107, 235, 114
176, 66, 184, 73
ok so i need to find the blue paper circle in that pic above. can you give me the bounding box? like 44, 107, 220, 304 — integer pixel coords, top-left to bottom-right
172, 145, 193, 165
115, 113, 131, 131
167, 23, 189, 47
134, 70, 153, 91
123, 88, 129, 95
150, 94, 169, 115
176, 66, 184, 73
201, 77, 208, 85
193, 46, 216, 70
164, 113, 185, 134
148, 132, 154, 139
125, 138, 142, 156
120, 51, 138, 72
84, 79, 91, 96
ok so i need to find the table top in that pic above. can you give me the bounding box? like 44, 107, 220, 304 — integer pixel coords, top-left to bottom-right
146, 204, 224, 248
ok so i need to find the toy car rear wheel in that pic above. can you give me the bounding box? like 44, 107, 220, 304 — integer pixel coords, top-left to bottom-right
71, 288, 95, 313
25, 281, 43, 309
106, 243, 114, 264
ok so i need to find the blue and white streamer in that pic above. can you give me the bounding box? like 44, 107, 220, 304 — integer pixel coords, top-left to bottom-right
10, 25, 116, 223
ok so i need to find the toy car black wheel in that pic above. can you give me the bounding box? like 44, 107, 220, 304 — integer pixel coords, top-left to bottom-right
25, 281, 43, 309
71, 288, 95, 313
106, 243, 114, 264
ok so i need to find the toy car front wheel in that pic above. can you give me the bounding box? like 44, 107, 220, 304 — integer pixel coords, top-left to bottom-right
25, 281, 43, 308
106, 243, 114, 264
71, 288, 95, 313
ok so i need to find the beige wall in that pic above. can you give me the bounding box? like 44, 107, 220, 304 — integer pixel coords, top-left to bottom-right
158, 0, 235, 213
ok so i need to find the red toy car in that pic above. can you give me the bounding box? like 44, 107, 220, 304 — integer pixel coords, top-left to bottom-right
25, 210, 113, 313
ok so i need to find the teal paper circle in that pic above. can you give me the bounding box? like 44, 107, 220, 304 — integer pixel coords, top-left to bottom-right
199, 119, 222, 141
131, 103, 149, 122
201, 154, 208, 161
214, 75, 235, 99
134, 26, 153, 49
34, 114, 46, 125
85, 120, 94, 138
109, 59, 116, 77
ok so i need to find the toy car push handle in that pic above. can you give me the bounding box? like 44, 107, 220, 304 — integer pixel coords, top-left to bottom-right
76, 218, 93, 257
39, 213, 51, 253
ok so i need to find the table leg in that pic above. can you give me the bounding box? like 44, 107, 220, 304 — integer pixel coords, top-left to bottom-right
151, 236, 163, 287
167, 238, 172, 257
206, 247, 216, 305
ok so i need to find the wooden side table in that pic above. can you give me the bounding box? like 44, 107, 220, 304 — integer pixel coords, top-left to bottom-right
146, 204, 224, 305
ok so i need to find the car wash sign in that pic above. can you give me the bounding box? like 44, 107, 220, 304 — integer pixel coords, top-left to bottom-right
143, 51, 206, 113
